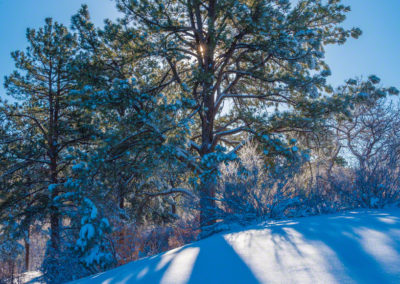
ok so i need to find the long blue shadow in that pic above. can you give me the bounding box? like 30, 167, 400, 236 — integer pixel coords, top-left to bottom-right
187, 235, 260, 284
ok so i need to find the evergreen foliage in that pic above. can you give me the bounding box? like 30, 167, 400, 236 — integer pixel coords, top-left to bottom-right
0, 1, 399, 282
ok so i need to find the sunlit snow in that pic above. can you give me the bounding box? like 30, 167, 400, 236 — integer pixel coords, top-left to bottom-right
71, 208, 400, 284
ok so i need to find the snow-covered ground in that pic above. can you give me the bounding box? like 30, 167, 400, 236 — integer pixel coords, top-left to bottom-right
13, 271, 42, 284
71, 208, 400, 284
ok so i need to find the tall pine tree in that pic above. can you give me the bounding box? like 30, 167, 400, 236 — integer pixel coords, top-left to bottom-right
0, 18, 93, 279
111, 0, 361, 231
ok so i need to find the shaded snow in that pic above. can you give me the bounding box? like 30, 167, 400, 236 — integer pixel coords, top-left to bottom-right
71, 208, 400, 284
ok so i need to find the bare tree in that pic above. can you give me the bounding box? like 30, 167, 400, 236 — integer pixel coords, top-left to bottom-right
335, 98, 400, 207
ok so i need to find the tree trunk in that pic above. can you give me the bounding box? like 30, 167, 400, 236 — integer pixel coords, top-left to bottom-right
10, 260, 15, 284
50, 211, 60, 251
24, 227, 30, 271
199, 122, 217, 232
197, 0, 217, 235
198, 83, 217, 233
49, 158, 60, 254
199, 178, 217, 228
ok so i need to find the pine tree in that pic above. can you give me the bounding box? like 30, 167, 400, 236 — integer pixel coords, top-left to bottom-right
70, 5, 194, 227
110, 0, 361, 231
0, 18, 93, 280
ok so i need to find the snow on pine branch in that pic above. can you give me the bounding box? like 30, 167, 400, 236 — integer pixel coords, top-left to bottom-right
144, 188, 196, 199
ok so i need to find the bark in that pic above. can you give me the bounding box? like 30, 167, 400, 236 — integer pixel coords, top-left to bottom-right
24, 227, 30, 271
118, 185, 125, 250
199, 178, 217, 228
48, 106, 60, 254
199, 108, 218, 229
49, 196, 60, 250
48, 61, 61, 255
198, 0, 218, 232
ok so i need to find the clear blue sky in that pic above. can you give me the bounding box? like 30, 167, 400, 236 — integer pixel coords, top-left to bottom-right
0, 0, 119, 100
0, 0, 399, 99
325, 0, 400, 88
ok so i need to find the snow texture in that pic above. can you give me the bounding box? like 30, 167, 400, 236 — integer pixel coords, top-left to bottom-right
71, 208, 400, 284
17, 271, 42, 283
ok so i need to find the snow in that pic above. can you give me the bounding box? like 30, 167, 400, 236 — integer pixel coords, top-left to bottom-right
70, 208, 400, 284
15, 271, 42, 283
48, 184, 57, 192
80, 223, 95, 240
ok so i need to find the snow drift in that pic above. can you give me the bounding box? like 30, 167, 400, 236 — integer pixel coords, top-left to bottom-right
71, 208, 400, 284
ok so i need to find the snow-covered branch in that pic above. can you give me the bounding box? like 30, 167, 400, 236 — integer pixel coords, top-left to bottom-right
143, 188, 196, 199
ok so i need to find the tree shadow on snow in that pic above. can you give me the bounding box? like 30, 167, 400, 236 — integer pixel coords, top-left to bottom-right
242, 210, 400, 283
75, 210, 400, 284
77, 234, 259, 284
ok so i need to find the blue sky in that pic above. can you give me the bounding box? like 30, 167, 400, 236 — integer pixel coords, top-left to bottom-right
0, 0, 399, 99
0, 0, 119, 99
325, 0, 400, 88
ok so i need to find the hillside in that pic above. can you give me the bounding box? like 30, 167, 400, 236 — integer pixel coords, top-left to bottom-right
71, 208, 400, 284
